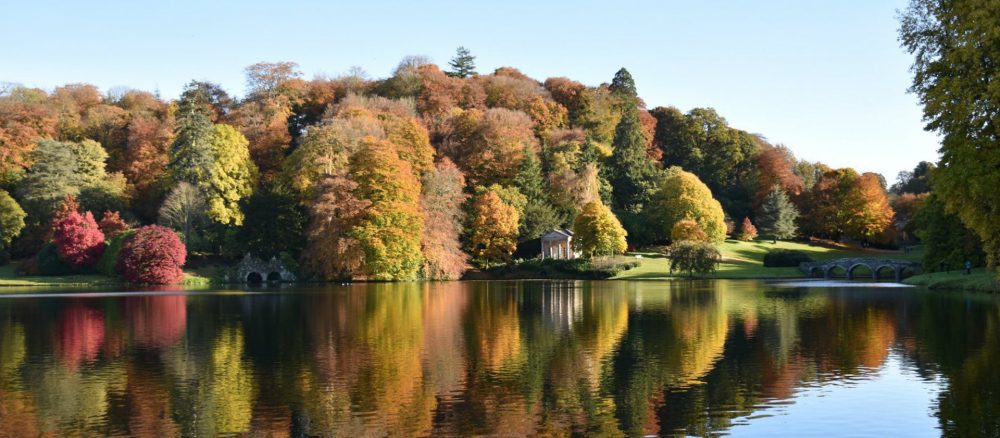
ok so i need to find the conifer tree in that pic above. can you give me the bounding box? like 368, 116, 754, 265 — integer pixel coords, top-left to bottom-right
608, 105, 659, 213
447, 46, 477, 78
757, 185, 800, 243
609, 68, 637, 98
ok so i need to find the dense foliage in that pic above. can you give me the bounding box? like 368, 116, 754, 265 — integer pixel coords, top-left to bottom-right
117, 225, 187, 284
647, 169, 727, 243
52, 211, 105, 267
0, 53, 937, 279
669, 241, 721, 277
0, 190, 26, 249
572, 200, 628, 258
901, 0, 1000, 268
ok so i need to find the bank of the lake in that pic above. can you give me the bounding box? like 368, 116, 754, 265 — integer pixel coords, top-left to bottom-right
903, 268, 1000, 293
612, 239, 919, 280
0, 239, 924, 287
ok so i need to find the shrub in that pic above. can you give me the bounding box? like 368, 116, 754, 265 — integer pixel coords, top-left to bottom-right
98, 211, 130, 239
737, 217, 758, 242
34, 243, 74, 276
671, 219, 709, 243
96, 229, 135, 277
117, 225, 187, 284
669, 241, 721, 277
762, 249, 814, 267
53, 211, 105, 267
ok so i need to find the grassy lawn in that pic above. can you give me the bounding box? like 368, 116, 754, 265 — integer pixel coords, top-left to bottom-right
0, 263, 226, 288
614, 239, 921, 280
0, 265, 120, 287
903, 268, 1000, 293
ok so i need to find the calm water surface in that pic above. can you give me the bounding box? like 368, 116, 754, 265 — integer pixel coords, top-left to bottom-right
0, 280, 996, 437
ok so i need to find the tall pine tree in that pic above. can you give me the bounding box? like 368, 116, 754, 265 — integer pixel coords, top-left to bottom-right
447, 46, 477, 78
757, 185, 800, 243
607, 105, 659, 213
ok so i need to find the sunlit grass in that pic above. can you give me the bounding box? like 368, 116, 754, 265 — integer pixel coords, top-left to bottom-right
614, 239, 922, 280
903, 268, 1000, 292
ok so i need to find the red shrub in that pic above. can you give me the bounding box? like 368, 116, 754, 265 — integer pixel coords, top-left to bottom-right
98, 211, 130, 238
117, 225, 187, 284
53, 211, 106, 266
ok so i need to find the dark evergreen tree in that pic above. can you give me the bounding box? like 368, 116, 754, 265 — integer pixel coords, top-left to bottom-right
447, 46, 477, 78
513, 145, 546, 203
234, 186, 306, 259
168, 110, 215, 186
757, 185, 800, 243
915, 193, 984, 272
607, 106, 660, 213
609, 67, 637, 98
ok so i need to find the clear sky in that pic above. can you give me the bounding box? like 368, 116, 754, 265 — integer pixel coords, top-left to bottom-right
1, 0, 937, 181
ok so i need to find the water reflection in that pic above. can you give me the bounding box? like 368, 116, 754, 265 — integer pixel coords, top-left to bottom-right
0, 281, 997, 436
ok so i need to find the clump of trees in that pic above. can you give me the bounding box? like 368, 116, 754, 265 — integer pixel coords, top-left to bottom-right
669, 241, 721, 277
0, 47, 941, 281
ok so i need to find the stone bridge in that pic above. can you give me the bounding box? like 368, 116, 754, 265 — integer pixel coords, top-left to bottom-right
799, 258, 920, 282
236, 254, 297, 284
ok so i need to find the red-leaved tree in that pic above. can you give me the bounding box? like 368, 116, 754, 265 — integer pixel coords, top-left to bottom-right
117, 225, 186, 284
98, 211, 130, 238
53, 211, 106, 266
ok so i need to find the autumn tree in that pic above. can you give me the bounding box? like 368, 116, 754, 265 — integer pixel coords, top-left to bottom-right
17, 139, 110, 220
231, 62, 303, 177
158, 182, 208, 247
572, 200, 628, 258
754, 143, 804, 206
901, 1, 1000, 267
169, 112, 257, 225
420, 159, 470, 279
447, 47, 477, 78
439, 108, 537, 187
850, 173, 895, 243
647, 168, 727, 243
0, 86, 57, 183
470, 189, 520, 266
652, 107, 759, 219
671, 219, 709, 243
117, 225, 186, 284
347, 138, 425, 280
737, 217, 758, 241
757, 185, 800, 243
669, 241, 721, 277
0, 190, 26, 251
97, 211, 130, 239
53, 211, 105, 267
301, 174, 369, 280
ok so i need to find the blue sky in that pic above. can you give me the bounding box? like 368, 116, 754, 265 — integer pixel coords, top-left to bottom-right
1, 0, 936, 181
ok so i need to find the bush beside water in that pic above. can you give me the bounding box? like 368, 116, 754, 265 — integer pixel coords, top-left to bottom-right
763, 249, 813, 267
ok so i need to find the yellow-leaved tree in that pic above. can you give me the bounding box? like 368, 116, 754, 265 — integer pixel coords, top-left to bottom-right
647, 168, 727, 243
573, 200, 627, 258
470, 189, 519, 266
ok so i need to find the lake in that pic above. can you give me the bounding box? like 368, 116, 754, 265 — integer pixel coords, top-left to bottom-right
0, 280, 995, 437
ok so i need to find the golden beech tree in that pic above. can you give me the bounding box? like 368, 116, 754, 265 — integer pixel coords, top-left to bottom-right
420, 159, 470, 279
348, 138, 425, 281
470, 189, 520, 266
849, 172, 895, 242
671, 218, 709, 243
440, 108, 537, 187
572, 200, 628, 258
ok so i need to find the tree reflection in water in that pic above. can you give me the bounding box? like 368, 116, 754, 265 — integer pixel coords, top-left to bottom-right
0, 281, 997, 436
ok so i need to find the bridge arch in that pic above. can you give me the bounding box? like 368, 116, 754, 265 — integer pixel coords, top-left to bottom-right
826, 265, 848, 279
247, 272, 264, 284
848, 263, 875, 280
266, 272, 282, 283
